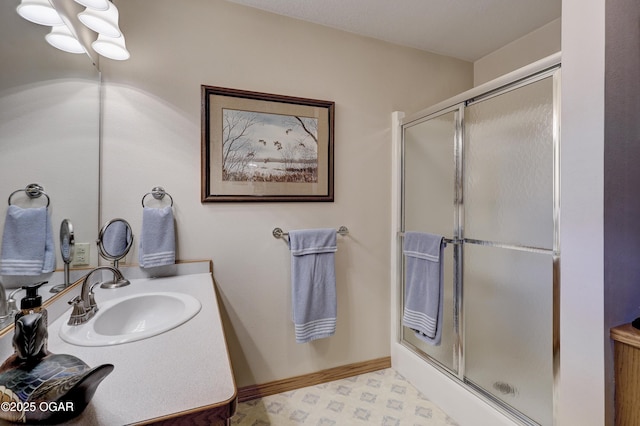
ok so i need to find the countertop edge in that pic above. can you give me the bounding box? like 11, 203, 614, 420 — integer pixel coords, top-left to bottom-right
611, 323, 640, 348
130, 390, 238, 426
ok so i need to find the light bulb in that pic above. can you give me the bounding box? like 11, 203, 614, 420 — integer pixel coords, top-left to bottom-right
16, 0, 63, 26
45, 25, 86, 54
92, 33, 130, 60
78, 1, 121, 38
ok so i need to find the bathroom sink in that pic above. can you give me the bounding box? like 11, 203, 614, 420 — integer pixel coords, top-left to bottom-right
59, 292, 201, 347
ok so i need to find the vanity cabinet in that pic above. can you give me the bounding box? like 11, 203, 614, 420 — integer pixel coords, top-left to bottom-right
611, 323, 640, 426
136, 402, 236, 425
0, 262, 238, 426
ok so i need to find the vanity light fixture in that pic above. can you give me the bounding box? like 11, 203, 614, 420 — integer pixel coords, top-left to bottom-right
45, 25, 86, 54
92, 33, 129, 60
16, 0, 130, 61
16, 0, 63, 26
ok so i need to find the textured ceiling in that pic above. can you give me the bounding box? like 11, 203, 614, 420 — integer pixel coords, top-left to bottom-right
224, 0, 561, 62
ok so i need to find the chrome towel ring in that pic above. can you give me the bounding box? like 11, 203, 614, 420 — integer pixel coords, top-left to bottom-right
8, 183, 50, 207
141, 186, 173, 207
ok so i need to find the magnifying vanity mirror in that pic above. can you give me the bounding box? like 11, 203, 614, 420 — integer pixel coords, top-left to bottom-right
51, 219, 75, 293
97, 219, 133, 287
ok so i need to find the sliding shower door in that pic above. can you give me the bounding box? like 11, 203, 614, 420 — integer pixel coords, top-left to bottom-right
463, 75, 557, 426
401, 68, 559, 426
402, 109, 459, 373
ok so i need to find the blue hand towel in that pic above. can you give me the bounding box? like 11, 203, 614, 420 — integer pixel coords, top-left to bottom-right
139, 206, 175, 268
0, 205, 55, 275
289, 228, 337, 343
402, 232, 445, 346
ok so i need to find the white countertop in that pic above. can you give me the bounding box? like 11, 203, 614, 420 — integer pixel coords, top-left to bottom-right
0, 264, 236, 425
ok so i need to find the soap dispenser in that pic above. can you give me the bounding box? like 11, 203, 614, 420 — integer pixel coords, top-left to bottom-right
15, 281, 48, 328
0, 279, 114, 424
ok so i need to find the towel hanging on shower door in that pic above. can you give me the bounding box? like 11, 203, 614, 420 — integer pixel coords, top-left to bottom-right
402, 231, 445, 346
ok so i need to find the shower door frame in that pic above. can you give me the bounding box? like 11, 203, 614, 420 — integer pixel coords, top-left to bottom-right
396, 61, 561, 426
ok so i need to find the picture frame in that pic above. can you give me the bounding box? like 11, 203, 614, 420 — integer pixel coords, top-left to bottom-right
201, 85, 335, 202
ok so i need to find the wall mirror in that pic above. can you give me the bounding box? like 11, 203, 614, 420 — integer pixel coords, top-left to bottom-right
0, 1, 101, 331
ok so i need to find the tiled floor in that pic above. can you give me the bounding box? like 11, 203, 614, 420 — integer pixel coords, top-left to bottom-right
230, 368, 459, 425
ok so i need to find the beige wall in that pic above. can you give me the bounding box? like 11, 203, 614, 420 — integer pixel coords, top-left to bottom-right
100, 0, 472, 387
474, 18, 561, 86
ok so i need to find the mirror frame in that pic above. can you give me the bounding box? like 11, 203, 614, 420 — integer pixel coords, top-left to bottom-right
97, 218, 134, 263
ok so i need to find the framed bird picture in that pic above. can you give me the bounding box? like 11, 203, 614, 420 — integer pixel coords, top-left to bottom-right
201, 85, 334, 202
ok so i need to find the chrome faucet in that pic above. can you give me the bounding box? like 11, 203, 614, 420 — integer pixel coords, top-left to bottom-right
0, 286, 22, 325
5, 288, 21, 320
67, 266, 130, 326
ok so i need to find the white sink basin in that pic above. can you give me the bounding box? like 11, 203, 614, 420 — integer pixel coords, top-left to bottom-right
59, 292, 201, 347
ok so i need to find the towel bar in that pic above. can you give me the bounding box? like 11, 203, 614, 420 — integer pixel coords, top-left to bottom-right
397, 232, 463, 245
273, 226, 349, 239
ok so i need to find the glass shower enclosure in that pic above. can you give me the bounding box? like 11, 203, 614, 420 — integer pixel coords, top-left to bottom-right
400, 66, 560, 425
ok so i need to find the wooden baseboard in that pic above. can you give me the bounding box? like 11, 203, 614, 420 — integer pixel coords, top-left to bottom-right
237, 356, 391, 403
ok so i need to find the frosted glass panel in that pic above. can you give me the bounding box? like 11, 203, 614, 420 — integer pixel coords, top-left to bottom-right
402, 111, 456, 372
464, 244, 553, 426
465, 77, 554, 249
403, 112, 456, 236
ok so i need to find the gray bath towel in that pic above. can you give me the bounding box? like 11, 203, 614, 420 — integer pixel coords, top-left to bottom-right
402, 232, 445, 346
139, 206, 175, 268
0, 205, 55, 275
289, 228, 337, 343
